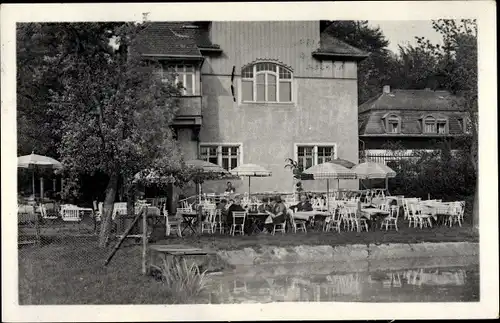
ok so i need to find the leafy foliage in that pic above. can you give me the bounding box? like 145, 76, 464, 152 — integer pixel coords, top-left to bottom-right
17, 22, 186, 245
384, 140, 476, 202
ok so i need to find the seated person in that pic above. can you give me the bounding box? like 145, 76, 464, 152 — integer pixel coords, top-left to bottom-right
262, 196, 288, 234
226, 197, 245, 229
257, 198, 273, 213
289, 194, 313, 212
216, 199, 228, 224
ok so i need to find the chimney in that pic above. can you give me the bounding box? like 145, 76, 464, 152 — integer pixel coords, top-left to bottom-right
382, 85, 391, 94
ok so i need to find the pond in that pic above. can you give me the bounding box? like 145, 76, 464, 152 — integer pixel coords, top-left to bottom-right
203, 256, 479, 303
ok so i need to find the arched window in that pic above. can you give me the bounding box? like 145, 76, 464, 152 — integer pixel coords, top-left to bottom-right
241, 62, 293, 103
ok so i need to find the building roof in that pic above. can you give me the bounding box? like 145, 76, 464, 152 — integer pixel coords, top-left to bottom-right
359, 89, 464, 113
132, 22, 221, 58
312, 27, 369, 61
358, 88, 467, 137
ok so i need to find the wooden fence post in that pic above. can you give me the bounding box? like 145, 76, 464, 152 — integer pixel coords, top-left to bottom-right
141, 207, 148, 275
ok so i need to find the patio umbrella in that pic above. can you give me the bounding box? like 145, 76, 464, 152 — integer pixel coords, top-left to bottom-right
329, 158, 356, 169
303, 162, 357, 210
352, 161, 396, 192
185, 160, 230, 203
230, 163, 272, 196
17, 152, 63, 200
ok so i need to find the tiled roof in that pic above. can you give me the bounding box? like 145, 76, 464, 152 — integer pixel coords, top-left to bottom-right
359, 89, 464, 113
313, 29, 369, 60
132, 22, 221, 57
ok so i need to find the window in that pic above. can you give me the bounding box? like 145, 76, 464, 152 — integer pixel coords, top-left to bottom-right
423, 116, 448, 134
199, 144, 241, 171
162, 64, 195, 95
437, 120, 447, 134
386, 115, 400, 133
241, 62, 293, 103
458, 117, 470, 133
296, 144, 337, 171
423, 116, 437, 133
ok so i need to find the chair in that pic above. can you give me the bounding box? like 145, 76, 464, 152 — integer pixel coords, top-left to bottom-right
324, 208, 342, 233
213, 209, 224, 234
201, 208, 216, 234
164, 205, 182, 237
61, 205, 82, 222
290, 210, 307, 233
230, 211, 246, 236
411, 204, 433, 229
40, 203, 58, 220
381, 205, 400, 231
272, 217, 286, 235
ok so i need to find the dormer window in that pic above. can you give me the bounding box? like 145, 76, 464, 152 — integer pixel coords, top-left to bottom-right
387, 115, 400, 133
382, 113, 401, 134
241, 62, 293, 103
423, 115, 448, 134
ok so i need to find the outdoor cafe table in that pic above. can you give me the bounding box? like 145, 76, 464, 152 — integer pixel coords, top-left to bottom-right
247, 212, 268, 234
360, 208, 390, 230
419, 204, 450, 225
177, 210, 198, 235
293, 211, 330, 230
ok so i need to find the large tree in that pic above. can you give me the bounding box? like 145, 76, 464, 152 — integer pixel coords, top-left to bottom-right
414, 19, 478, 228
19, 22, 185, 246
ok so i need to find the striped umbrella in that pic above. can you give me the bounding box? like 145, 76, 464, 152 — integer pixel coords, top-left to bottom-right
352, 162, 396, 192
230, 163, 272, 196
329, 158, 356, 169
303, 162, 357, 209
18, 152, 63, 200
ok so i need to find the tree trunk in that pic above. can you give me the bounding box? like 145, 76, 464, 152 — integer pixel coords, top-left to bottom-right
472, 177, 479, 229
98, 172, 119, 247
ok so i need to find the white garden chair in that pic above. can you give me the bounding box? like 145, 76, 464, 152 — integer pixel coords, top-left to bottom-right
213, 209, 224, 234
381, 205, 400, 231
164, 204, 182, 237
230, 211, 246, 236
325, 208, 343, 233
290, 210, 307, 233
411, 204, 433, 229
201, 208, 216, 234
60, 205, 82, 222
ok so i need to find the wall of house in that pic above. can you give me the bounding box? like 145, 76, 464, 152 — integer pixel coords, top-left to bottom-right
198, 74, 359, 194
174, 21, 361, 194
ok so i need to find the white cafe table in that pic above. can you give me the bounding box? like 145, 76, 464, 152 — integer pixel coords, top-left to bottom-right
360, 208, 389, 220
293, 211, 330, 221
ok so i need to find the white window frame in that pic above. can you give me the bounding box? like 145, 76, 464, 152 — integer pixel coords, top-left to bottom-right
294, 143, 338, 171
161, 64, 196, 96
384, 114, 401, 134
241, 62, 294, 104
422, 115, 448, 134
198, 143, 244, 171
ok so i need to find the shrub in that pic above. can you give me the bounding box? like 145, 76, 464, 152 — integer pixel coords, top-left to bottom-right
159, 257, 209, 303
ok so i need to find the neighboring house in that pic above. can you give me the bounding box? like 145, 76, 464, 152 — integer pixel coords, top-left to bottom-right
358, 85, 470, 164
133, 21, 367, 196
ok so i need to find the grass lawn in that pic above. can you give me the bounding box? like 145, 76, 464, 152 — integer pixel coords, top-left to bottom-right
18, 221, 478, 305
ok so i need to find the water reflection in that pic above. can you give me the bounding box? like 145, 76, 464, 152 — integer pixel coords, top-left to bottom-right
204, 260, 479, 303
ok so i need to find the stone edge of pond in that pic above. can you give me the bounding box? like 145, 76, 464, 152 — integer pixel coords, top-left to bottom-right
215, 242, 479, 266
